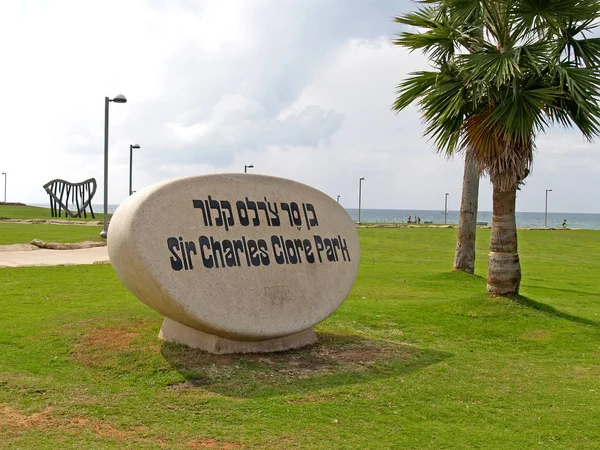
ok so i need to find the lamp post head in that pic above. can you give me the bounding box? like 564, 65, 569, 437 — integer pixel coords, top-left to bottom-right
246, 164, 254, 169
360, 177, 365, 181
111, 94, 127, 103
547, 189, 552, 192
131, 144, 141, 149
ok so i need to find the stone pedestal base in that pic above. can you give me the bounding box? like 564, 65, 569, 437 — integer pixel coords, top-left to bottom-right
158, 317, 318, 354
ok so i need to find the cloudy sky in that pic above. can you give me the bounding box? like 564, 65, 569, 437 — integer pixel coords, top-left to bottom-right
1, 0, 598, 213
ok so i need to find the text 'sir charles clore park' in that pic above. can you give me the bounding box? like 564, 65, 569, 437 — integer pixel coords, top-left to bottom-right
1, 2, 600, 449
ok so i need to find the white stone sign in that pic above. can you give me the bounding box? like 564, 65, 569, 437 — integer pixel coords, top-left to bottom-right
108, 174, 360, 353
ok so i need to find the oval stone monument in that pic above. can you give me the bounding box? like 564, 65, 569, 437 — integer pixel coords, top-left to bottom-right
108, 174, 360, 354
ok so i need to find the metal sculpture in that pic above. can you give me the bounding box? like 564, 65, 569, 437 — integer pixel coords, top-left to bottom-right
43, 178, 97, 218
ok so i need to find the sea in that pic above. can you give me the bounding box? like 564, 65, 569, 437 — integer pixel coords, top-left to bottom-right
29, 203, 600, 230
88, 204, 600, 230
345, 209, 600, 230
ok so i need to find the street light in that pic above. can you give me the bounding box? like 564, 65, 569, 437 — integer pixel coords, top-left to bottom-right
1, 172, 5, 203
545, 189, 552, 228
337, 195, 341, 203
358, 177, 365, 224
100, 94, 127, 239
129, 144, 140, 196
444, 192, 449, 224
244, 164, 254, 173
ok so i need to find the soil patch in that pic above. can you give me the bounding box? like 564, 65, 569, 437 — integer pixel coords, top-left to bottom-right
1, 406, 155, 444
187, 438, 242, 449
523, 329, 551, 340
168, 379, 213, 390
0, 406, 55, 429
162, 333, 415, 385
74, 326, 140, 367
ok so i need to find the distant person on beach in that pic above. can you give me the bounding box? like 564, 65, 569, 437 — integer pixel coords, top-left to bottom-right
417, 216, 421, 224
408, 215, 412, 223
562, 219, 567, 228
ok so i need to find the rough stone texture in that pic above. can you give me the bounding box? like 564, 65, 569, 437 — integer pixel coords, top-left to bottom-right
159, 317, 317, 354
108, 174, 360, 349
30, 239, 106, 249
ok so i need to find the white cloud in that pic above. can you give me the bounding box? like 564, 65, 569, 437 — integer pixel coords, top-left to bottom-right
0, 0, 598, 213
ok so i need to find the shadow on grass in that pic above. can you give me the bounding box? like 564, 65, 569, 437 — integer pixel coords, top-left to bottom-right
160, 331, 451, 399
521, 284, 600, 298
512, 294, 600, 328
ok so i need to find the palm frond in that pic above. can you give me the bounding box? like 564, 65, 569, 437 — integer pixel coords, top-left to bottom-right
393, 71, 440, 112
460, 46, 523, 89
393, 0, 600, 187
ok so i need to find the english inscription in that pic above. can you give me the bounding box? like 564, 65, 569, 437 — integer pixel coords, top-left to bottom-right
167, 196, 351, 271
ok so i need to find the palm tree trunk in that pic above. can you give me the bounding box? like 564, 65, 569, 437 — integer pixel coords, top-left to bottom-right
487, 184, 521, 295
454, 152, 479, 273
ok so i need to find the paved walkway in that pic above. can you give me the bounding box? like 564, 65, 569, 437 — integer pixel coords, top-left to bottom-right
0, 247, 110, 268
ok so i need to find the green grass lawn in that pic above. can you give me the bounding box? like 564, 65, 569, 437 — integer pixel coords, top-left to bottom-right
1, 228, 599, 448
0, 204, 106, 244
0, 223, 104, 245
0, 204, 107, 222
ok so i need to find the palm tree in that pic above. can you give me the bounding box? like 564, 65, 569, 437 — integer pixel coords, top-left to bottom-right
393, 0, 600, 295
453, 151, 479, 274
393, 1, 486, 275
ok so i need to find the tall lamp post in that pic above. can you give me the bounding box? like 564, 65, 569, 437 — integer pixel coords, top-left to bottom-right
100, 94, 127, 239
129, 144, 140, 196
444, 192, 449, 224
545, 189, 552, 228
1, 172, 5, 203
358, 177, 365, 224
244, 164, 254, 173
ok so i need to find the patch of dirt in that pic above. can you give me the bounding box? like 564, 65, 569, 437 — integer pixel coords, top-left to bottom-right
1, 405, 168, 445
573, 366, 593, 379
256, 344, 410, 379
74, 327, 140, 367
162, 334, 415, 388
284, 392, 339, 404
0, 406, 55, 428
161, 345, 236, 369
93, 422, 147, 439
187, 438, 242, 449
69, 417, 89, 426
167, 379, 212, 390
522, 329, 551, 340
0, 406, 158, 444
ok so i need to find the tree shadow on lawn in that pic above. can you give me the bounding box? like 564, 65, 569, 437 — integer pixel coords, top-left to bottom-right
521, 284, 600, 298
512, 294, 600, 328
160, 331, 451, 399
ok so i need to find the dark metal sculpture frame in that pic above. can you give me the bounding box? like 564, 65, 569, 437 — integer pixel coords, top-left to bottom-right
43, 178, 97, 218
